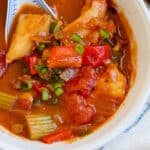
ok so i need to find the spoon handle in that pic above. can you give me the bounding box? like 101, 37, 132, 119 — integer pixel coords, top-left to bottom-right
37, 0, 58, 19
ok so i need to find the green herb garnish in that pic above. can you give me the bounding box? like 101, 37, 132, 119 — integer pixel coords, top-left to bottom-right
21, 83, 32, 91
42, 89, 49, 101
55, 88, 64, 97
34, 65, 48, 74
38, 43, 46, 52
99, 29, 110, 39
33, 99, 41, 107
50, 21, 58, 33
72, 33, 82, 43
52, 82, 62, 90
75, 43, 85, 55
47, 98, 59, 105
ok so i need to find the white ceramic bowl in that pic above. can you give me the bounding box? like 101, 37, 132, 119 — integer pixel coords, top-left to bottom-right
1, 0, 150, 149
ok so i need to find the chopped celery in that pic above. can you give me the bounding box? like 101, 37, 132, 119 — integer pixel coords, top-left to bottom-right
26, 114, 57, 140
0, 92, 16, 110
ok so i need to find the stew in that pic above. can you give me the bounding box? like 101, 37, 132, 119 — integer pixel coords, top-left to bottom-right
0, 0, 135, 144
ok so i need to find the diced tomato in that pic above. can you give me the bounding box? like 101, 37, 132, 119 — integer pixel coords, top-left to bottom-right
42, 128, 72, 144
61, 94, 96, 125
65, 66, 97, 97
24, 56, 38, 75
33, 82, 42, 95
83, 45, 110, 67
0, 50, 7, 77
47, 46, 82, 68
18, 93, 33, 110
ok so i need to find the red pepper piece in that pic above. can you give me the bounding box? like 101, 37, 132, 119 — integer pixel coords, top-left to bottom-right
47, 46, 82, 68
83, 45, 110, 67
0, 50, 7, 77
24, 56, 38, 75
65, 66, 97, 97
62, 94, 96, 125
33, 82, 42, 95
42, 128, 72, 144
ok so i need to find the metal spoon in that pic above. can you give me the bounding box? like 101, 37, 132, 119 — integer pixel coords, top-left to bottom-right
5, 0, 57, 43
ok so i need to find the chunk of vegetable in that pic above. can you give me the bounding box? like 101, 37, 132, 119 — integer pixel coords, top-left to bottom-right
47, 98, 59, 105
21, 83, 32, 91
55, 88, 64, 97
75, 44, 84, 55
33, 82, 42, 95
26, 114, 57, 140
42, 128, 72, 144
61, 94, 96, 125
71, 33, 82, 43
34, 64, 48, 74
42, 89, 49, 101
18, 92, 33, 110
25, 56, 38, 75
50, 21, 58, 33
52, 82, 62, 90
59, 68, 79, 81
65, 66, 97, 97
0, 50, 7, 78
99, 29, 110, 39
47, 46, 82, 68
83, 45, 111, 67
38, 43, 46, 52
0, 92, 16, 110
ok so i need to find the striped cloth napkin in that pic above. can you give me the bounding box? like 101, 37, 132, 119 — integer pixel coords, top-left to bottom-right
99, 100, 150, 150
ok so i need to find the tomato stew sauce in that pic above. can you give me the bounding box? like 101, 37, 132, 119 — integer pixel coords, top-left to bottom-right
0, 0, 134, 144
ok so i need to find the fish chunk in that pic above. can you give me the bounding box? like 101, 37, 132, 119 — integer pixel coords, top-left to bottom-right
6, 14, 53, 63
95, 63, 127, 99
63, 0, 108, 37
62, 0, 116, 45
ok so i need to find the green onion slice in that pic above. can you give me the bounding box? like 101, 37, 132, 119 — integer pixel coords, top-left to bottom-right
38, 43, 46, 52
42, 89, 49, 101
34, 65, 48, 74
75, 43, 85, 55
21, 83, 32, 91
99, 29, 110, 39
71, 33, 82, 43
52, 82, 62, 90
47, 98, 59, 105
55, 88, 64, 97
50, 21, 58, 33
